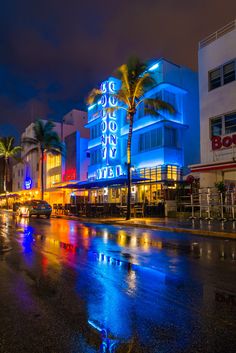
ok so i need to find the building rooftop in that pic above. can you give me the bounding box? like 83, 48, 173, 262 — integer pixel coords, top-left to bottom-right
199, 19, 236, 49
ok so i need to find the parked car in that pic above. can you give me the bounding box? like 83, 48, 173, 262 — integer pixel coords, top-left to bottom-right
17, 200, 52, 218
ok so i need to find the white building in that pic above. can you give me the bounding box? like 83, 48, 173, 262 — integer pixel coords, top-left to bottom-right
191, 20, 236, 188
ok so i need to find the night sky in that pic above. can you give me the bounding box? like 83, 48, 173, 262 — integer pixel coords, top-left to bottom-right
1, 0, 236, 139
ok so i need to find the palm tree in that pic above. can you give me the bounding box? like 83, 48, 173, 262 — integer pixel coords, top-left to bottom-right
0, 137, 22, 208
88, 57, 175, 219
22, 119, 64, 201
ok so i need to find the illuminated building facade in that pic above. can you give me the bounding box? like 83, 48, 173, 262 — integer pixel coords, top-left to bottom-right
191, 20, 236, 188
86, 58, 199, 203
12, 109, 89, 204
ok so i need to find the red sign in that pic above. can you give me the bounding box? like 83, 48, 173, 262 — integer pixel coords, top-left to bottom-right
212, 134, 236, 150
63, 168, 76, 181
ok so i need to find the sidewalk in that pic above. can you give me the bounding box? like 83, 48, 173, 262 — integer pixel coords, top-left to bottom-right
52, 214, 236, 239
1, 209, 235, 239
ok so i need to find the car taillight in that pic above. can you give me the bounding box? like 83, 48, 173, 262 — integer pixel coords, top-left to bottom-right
32, 205, 37, 209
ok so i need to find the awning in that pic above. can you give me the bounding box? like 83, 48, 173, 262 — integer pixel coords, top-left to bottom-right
0, 193, 20, 199
190, 160, 236, 173
57, 175, 150, 190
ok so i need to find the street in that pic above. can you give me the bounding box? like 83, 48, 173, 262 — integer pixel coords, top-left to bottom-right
0, 212, 236, 353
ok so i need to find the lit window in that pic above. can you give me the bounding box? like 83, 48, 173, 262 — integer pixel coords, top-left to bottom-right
47, 154, 61, 170
167, 165, 177, 180
47, 174, 61, 188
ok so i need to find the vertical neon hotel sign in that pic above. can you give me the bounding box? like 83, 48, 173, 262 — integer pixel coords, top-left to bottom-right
96, 80, 122, 179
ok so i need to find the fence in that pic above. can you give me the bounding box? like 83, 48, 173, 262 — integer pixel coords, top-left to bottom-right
178, 188, 236, 221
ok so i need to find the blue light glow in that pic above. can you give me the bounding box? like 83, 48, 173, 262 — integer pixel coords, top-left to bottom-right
88, 320, 102, 332
24, 177, 32, 190
88, 103, 96, 111
148, 62, 159, 71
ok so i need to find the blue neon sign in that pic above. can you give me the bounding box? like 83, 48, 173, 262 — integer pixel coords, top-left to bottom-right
24, 177, 32, 190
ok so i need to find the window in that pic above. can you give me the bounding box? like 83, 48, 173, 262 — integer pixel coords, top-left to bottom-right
139, 128, 162, 152
223, 61, 235, 85
210, 117, 222, 137
209, 59, 236, 91
210, 111, 236, 137
167, 165, 177, 180
91, 123, 101, 139
209, 67, 221, 90
164, 127, 177, 147
138, 166, 162, 182
225, 112, 236, 134
47, 174, 61, 188
47, 154, 61, 170
163, 90, 176, 108
90, 149, 101, 165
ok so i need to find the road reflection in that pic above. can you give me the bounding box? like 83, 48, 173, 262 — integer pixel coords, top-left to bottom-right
1, 213, 235, 352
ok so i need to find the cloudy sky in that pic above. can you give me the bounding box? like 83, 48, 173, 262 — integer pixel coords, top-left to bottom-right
0, 0, 236, 139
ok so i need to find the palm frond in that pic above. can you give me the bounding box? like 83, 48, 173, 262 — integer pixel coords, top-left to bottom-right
10, 146, 22, 156
113, 91, 130, 108
44, 120, 55, 132
115, 64, 131, 97
144, 98, 176, 115
33, 119, 45, 141
144, 108, 160, 117
126, 56, 148, 83
0, 136, 22, 160
87, 88, 102, 105
46, 143, 65, 156
132, 74, 155, 104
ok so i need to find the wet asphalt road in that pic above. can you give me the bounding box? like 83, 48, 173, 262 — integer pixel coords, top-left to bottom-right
0, 212, 236, 353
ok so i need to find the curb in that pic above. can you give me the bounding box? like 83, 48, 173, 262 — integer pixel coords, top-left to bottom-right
51, 215, 236, 240
1, 210, 235, 240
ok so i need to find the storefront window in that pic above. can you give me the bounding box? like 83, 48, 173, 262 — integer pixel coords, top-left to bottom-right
167, 165, 177, 180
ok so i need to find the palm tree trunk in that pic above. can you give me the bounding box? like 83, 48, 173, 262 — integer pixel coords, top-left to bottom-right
4, 157, 8, 209
126, 113, 134, 220
41, 148, 44, 200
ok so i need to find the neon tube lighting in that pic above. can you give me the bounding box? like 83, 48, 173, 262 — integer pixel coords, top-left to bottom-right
148, 62, 159, 71
88, 104, 96, 111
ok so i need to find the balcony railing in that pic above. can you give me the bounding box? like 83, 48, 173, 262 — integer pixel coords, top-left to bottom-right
199, 19, 236, 49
